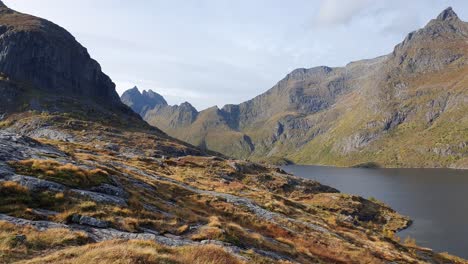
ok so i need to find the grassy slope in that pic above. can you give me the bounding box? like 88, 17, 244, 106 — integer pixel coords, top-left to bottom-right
1, 112, 465, 263
290, 66, 468, 168
18, 240, 244, 264
134, 18, 468, 169
139, 64, 467, 168
152, 107, 255, 158
145, 63, 467, 169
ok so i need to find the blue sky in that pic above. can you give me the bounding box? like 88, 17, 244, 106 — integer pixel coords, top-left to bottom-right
5, 0, 468, 110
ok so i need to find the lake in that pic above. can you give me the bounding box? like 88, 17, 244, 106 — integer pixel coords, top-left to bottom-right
283, 165, 468, 259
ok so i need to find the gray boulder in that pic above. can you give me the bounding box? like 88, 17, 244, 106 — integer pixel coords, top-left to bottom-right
71, 189, 127, 206
90, 184, 128, 199
6, 174, 66, 192
71, 214, 109, 228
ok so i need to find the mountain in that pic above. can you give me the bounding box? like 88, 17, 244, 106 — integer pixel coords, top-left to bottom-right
121, 87, 168, 117
0, 0, 148, 129
123, 7, 468, 169
0, 2, 465, 263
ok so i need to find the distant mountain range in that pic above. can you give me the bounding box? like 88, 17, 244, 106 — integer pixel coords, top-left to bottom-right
123, 7, 468, 169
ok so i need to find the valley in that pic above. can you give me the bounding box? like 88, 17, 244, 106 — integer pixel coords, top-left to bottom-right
0, 1, 466, 263
123, 7, 468, 169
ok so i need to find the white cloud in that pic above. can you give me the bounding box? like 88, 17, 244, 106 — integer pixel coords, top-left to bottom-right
316, 0, 373, 26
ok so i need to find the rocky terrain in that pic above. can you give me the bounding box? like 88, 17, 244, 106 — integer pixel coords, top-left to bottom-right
124, 7, 468, 169
0, 1, 466, 263
1, 116, 466, 264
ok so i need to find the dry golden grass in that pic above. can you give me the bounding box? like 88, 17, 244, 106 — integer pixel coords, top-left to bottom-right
207, 216, 222, 228
77, 201, 97, 212
189, 214, 296, 259
403, 236, 417, 247
0, 115, 462, 263
119, 217, 140, 233
19, 240, 245, 264
435, 252, 468, 264
0, 181, 29, 194
191, 226, 224, 241
9, 159, 111, 188
176, 224, 190, 235
0, 221, 88, 263
177, 245, 244, 264
0, 181, 63, 219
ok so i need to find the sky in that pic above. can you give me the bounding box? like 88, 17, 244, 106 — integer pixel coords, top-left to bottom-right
4, 0, 468, 110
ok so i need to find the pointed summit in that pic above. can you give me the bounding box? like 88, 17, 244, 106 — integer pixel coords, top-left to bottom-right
121, 87, 168, 116
129, 86, 141, 93
142, 89, 168, 105
436, 7, 459, 21
0, 1, 6, 8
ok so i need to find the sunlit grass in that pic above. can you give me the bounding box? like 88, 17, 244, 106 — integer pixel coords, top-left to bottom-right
20, 240, 245, 264
9, 159, 111, 188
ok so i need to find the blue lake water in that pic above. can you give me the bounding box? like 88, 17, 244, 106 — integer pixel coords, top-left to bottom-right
284, 165, 468, 259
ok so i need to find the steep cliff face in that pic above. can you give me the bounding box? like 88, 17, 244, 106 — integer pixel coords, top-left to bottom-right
0, 1, 147, 128
0, 2, 123, 109
232, 65, 354, 129
122, 7, 468, 168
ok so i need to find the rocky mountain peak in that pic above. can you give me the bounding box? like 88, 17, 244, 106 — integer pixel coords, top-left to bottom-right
124, 86, 142, 97
436, 7, 459, 21
425, 7, 466, 32
142, 89, 165, 101
129, 86, 140, 92
121, 87, 168, 116
179, 102, 196, 111
0, 4, 122, 108
0, 1, 13, 15
390, 6, 467, 74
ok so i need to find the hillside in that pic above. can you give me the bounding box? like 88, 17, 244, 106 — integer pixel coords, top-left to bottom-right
0, 1, 466, 263
124, 7, 468, 169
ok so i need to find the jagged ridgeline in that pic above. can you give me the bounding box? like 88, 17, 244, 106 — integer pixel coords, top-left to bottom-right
123, 7, 468, 169
0, 1, 466, 263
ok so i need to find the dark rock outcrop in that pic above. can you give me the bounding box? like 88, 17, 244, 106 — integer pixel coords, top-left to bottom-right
0, 1, 158, 132
71, 189, 127, 206
0, 3, 121, 105
437, 7, 460, 21
71, 214, 109, 228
